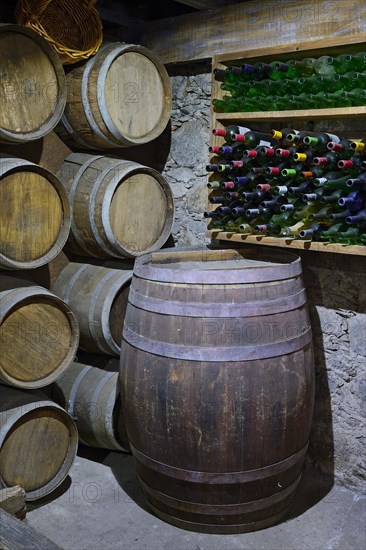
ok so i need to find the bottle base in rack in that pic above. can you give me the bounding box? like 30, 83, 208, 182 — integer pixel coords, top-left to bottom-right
208, 119, 366, 253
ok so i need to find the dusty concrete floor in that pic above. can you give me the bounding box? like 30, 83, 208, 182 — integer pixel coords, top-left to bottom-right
26, 447, 365, 550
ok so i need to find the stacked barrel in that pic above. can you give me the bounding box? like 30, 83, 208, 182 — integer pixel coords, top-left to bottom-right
0, 22, 174, 502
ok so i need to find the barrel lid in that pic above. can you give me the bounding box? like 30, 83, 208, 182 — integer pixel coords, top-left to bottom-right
133, 246, 302, 284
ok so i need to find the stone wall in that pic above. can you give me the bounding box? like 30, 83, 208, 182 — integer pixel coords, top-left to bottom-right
163, 72, 366, 494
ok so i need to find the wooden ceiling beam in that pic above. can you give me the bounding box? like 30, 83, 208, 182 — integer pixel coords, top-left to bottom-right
132, 0, 366, 65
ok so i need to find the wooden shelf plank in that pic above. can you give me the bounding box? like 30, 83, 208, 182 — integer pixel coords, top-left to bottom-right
215, 106, 366, 122
206, 231, 366, 256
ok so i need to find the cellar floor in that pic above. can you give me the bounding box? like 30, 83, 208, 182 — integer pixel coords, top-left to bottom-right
26, 447, 365, 550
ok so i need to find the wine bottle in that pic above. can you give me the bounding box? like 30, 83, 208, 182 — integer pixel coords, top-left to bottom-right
281, 166, 306, 179
245, 206, 271, 219
292, 203, 323, 220
293, 149, 315, 165
299, 222, 330, 239
347, 173, 366, 187
242, 190, 270, 203
327, 138, 353, 153
207, 181, 222, 190
253, 223, 282, 236
286, 130, 319, 146
280, 221, 306, 237
212, 125, 251, 142
218, 143, 245, 159
350, 140, 366, 152
271, 128, 299, 146
338, 155, 364, 170
300, 167, 327, 180
313, 150, 342, 168
318, 223, 348, 241
280, 197, 303, 212
303, 132, 342, 150
314, 175, 352, 191
269, 58, 316, 79
346, 209, 366, 224
231, 130, 275, 147
270, 210, 296, 226
288, 181, 313, 195
313, 52, 366, 75
308, 206, 341, 221
338, 191, 364, 210
302, 188, 325, 202
320, 190, 345, 204
209, 195, 227, 204
330, 226, 364, 244
204, 210, 222, 219
329, 208, 353, 221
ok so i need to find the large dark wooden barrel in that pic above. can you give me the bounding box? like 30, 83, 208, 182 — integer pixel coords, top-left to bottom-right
52, 361, 130, 452
0, 24, 66, 144
0, 156, 71, 270
0, 385, 78, 501
120, 246, 315, 534
0, 275, 79, 389
57, 153, 174, 259
55, 42, 172, 150
53, 262, 133, 356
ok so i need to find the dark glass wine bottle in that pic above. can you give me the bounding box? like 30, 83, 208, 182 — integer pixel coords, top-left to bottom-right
212, 125, 251, 142
338, 191, 364, 210
299, 222, 330, 239
231, 130, 275, 148
346, 209, 366, 224
303, 132, 342, 151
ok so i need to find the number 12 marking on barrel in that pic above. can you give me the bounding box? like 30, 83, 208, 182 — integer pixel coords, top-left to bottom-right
109, 82, 139, 103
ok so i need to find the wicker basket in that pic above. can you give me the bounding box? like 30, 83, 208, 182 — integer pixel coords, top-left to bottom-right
14, 0, 103, 64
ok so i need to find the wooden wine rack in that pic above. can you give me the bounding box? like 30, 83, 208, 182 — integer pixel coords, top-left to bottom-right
207, 37, 366, 256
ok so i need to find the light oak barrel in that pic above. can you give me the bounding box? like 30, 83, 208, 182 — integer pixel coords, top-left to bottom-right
55, 42, 172, 150
52, 361, 130, 452
0, 275, 79, 389
0, 156, 71, 270
0, 24, 66, 144
0, 385, 78, 501
53, 262, 133, 356
120, 246, 315, 534
57, 153, 174, 259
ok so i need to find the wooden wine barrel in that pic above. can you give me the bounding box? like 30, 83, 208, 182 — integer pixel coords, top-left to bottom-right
53, 262, 133, 356
57, 153, 174, 259
55, 42, 172, 150
0, 157, 71, 270
0, 24, 66, 144
0, 275, 79, 389
0, 385, 78, 501
52, 361, 130, 452
120, 246, 315, 534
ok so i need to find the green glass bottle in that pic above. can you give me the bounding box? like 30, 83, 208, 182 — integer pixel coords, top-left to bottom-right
292, 203, 323, 220
337, 88, 366, 107
313, 52, 366, 75
314, 175, 351, 191
269, 58, 316, 80
270, 210, 296, 226
329, 226, 364, 244
318, 222, 348, 241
